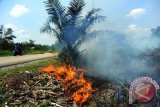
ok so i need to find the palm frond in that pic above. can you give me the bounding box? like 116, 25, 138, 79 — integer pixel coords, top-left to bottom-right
41, 22, 54, 34
67, 0, 85, 26
73, 30, 105, 48
40, 21, 65, 44
81, 8, 106, 31
68, 0, 85, 15
44, 0, 67, 28
71, 9, 106, 45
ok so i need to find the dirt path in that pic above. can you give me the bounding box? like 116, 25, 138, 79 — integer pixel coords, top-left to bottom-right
0, 53, 58, 67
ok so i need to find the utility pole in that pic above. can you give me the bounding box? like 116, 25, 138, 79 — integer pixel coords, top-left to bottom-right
0, 25, 3, 39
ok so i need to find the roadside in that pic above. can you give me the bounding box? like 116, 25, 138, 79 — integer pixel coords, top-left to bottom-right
0, 50, 54, 57
0, 52, 58, 67
0, 56, 60, 77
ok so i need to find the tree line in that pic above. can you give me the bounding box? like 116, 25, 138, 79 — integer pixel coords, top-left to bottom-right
0, 25, 55, 56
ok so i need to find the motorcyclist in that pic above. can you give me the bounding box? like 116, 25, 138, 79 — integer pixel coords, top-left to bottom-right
13, 43, 22, 56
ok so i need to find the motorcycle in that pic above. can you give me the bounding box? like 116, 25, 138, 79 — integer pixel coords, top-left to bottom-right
13, 48, 22, 56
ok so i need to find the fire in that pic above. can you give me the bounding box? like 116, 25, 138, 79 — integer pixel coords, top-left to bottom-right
42, 65, 92, 105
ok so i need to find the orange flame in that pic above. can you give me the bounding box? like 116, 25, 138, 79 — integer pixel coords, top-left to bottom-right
42, 65, 92, 105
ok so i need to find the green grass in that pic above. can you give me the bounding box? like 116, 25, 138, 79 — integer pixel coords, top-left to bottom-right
24, 50, 55, 55
0, 50, 13, 57
0, 57, 60, 78
24, 50, 46, 55
0, 49, 55, 57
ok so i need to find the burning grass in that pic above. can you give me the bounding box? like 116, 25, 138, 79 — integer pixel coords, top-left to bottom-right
42, 65, 93, 105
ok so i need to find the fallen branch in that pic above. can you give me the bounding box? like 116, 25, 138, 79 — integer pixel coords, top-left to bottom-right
50, 102, 63, 107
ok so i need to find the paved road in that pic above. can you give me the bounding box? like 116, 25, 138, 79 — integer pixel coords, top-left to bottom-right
0, 53, 58, 67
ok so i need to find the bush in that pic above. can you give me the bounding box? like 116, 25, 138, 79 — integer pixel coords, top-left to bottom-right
0, 50, 13, 56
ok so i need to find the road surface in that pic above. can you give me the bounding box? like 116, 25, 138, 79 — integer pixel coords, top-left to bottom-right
0, 53, 58, 67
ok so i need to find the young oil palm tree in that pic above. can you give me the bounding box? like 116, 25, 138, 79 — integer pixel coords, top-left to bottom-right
41, 0, 105, 67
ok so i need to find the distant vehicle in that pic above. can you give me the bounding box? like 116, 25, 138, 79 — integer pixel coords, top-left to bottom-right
13, 43, 22, 56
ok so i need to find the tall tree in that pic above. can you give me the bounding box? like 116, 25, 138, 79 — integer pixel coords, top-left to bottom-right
41, 0, 105, 67
0, 25, 16, 50
0, 25, 16, 42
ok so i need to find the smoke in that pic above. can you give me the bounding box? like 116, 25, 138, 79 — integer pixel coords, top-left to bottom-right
83, 28, 160, 84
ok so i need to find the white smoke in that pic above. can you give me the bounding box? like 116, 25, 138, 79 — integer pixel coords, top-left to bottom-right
83, 29, 160, 84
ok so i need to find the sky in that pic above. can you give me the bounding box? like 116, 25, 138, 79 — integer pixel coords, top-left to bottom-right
0, 0, 160, 45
